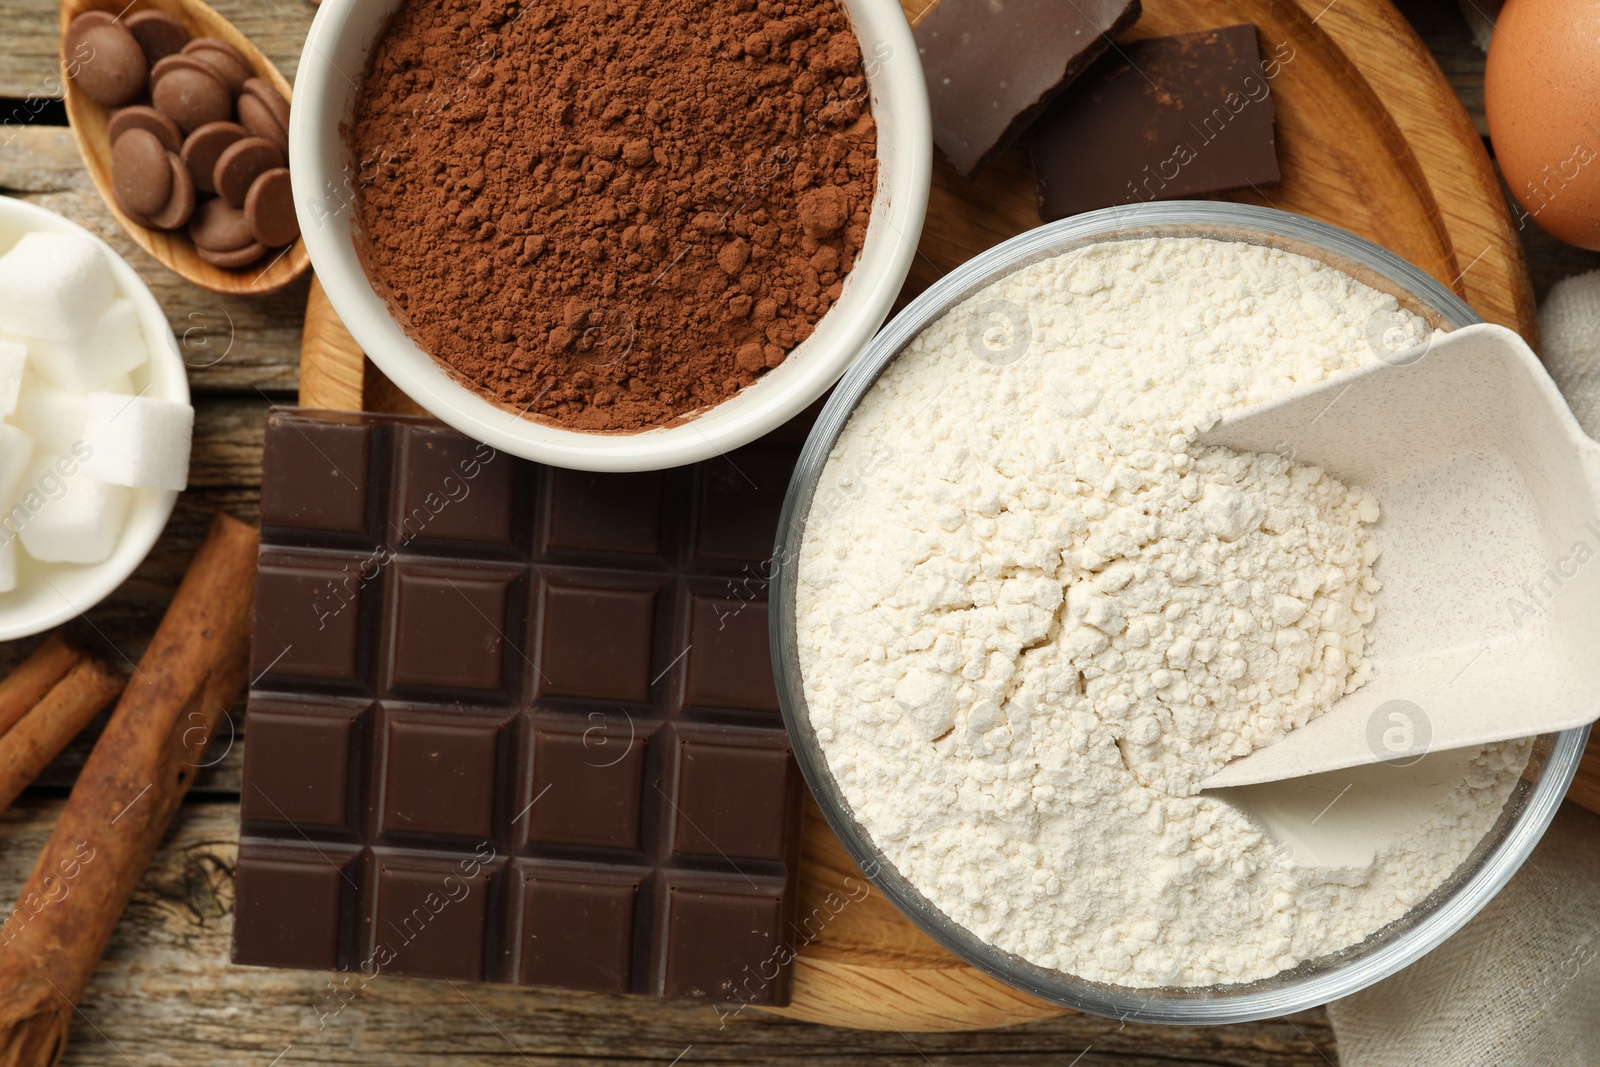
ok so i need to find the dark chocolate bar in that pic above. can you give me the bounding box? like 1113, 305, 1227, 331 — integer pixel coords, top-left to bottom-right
1030, 24, 1281, 220
914, 0, 1142, 179
233, 410, 805, 1006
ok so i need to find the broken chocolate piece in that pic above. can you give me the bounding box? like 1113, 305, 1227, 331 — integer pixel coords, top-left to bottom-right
1030, 23, 1282, 220
914, 0, 1142, 179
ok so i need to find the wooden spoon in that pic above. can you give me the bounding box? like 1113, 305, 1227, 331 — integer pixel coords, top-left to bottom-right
60, 0, 310, 296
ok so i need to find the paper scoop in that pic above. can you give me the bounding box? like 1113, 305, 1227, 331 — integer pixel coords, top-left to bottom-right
1200, 323, 1600, 789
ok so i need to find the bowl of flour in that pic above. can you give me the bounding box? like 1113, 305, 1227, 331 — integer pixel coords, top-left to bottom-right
773, 202, 1588, 1022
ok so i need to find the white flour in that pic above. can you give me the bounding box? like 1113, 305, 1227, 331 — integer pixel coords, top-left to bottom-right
796, 237, 1531, 987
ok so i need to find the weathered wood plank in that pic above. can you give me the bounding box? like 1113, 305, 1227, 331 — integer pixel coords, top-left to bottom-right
0, 0, 313, 102
0, 130, 305, 393
0, 0, 1586, 1059
0, 798, 1341, 1066
0, 0, 1490, 140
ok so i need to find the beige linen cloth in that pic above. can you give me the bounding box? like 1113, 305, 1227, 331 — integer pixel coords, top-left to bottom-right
1327, 273, 1600, 1064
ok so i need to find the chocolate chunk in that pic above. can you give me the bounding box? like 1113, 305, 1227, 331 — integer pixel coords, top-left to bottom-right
914, 0, 1142, 178
111, 127, 172, 216
146, 150, 196, 230
181, 36, 250, 93
213, 135, 284, 207
75, 23, 149, 108
180, 120, 247, 195
235, 410, 805, 1005
244, 167, 298, 247
1031, 24, 1281, 219
125, 9, 190, 64
108, 105, 182, 152
151, 59, 232, 132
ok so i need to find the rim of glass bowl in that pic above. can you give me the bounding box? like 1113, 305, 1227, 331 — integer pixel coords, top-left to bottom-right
769, 200, 1590, 1024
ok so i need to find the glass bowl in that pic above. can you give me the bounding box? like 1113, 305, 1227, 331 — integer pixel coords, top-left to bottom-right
769, 201, 1589, 1024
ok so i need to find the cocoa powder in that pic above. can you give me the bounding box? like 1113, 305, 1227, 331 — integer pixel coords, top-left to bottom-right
352, 0, 879, 432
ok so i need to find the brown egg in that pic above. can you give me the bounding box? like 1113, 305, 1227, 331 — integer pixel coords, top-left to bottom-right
1486, 0, 1600, 250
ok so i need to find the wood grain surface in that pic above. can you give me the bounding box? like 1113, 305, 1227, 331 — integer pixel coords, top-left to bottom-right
0, 0, 1598, 1062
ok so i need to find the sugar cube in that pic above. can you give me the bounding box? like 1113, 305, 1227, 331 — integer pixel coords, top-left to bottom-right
0, 232, 116, 342
0, 340, 25, 415
0, 423, 35, 512
10, 375, 87, 453
81, 393, 193, 491
0, 532, 15, 593
15, 456, 129, 565
27, 299, 149, 391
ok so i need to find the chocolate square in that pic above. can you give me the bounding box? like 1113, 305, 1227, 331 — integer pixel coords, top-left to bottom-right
535, 580, 657, 703
544, 468, 663, 556
693, 445, 797, 563
371, 855, 495, 980
231, 845, 357, 971
518, 866, 641, 992
393, 425, 518, 547
685, 593, 778, 713
377, 712, 508, 840
239, 703, 365, 831
523, 720, 648, 850
660, 878, 788, 1001
260, 411, 372, 536
1030, 24, 1280, 220
670, 735, 796, 863
251, 557, 366, 685
389, 565, 519, 695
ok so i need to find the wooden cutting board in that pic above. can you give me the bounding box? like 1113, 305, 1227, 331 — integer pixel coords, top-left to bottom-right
296, 0, 1582, 1032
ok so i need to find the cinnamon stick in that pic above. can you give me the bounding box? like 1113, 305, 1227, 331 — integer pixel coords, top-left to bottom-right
0, 514, 257, 1067
0, 656, 124, 815
0, 638, 83, 739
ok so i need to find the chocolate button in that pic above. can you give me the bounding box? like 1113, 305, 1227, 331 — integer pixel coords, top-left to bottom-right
180, 120, 247, 195
75, 23, 148, 107
237, 92, 288, 157
108, 105, 182, 152
182, 37, 250, 94
111, 128, 172, 216
125, 10, 190, 64
244, 168, 298, 247
188, 198, 254, 252
148, 151, 196, 230
242, 78, 290, 132
196, 239, 265, 268
151, 61, 232, 132
213, 136, 284, 207
64, 10, 114, 55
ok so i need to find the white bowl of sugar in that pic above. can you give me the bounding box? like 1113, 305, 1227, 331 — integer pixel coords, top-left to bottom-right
0, 197, 192, 641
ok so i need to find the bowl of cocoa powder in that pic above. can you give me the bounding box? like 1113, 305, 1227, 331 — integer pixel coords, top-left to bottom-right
291, 0, 929, 471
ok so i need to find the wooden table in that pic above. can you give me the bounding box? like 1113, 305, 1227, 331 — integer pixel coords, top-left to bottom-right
0, 0, 1595, 1063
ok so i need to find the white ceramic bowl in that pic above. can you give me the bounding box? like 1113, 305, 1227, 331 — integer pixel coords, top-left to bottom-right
290, 0, 930, 472
0, 197, 187, 641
